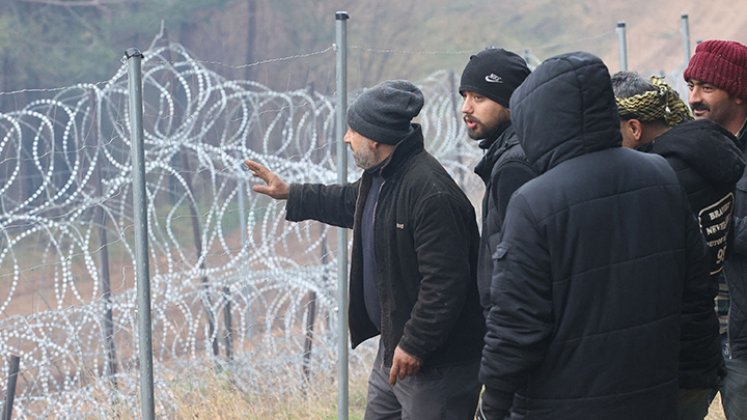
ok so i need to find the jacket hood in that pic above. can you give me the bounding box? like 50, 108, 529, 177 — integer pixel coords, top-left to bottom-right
653, 119, 746, 186
510, 51, 621, 174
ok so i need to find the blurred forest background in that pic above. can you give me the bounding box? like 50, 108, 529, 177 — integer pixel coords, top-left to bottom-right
1, 0, 746, 111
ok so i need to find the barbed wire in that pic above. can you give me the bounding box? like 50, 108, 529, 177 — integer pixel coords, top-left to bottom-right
0, 42, 483, 418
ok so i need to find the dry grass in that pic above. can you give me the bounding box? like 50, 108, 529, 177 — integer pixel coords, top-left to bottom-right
147, 365, 728, 420
159, 362, 370, 419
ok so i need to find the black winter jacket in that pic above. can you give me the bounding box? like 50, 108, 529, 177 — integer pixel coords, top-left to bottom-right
724, 123, 747, 359
479, 52, 712, 419
474, 124, 537, 312
286, 125, 484, 368
651, 120, 745, 387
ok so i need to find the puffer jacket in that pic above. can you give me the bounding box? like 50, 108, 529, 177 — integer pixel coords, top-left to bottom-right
474, 124, 537, 312
651, 119, 745, 387
286, 125, 484, 368
478, 52, 712, 419
724, 124, 747, 359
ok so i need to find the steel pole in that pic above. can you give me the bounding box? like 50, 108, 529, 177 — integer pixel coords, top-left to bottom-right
2, 355, 20, 420
681, 14, 691, 67
124, 48, 155, 420
616, 21, 628, 71
335, 10, 349, 420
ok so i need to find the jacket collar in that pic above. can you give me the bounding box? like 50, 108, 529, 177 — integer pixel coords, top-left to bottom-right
474, 123, 518, 183
652, 119, 745, 186
372, 123, 425, 179
737, 117, 747, 151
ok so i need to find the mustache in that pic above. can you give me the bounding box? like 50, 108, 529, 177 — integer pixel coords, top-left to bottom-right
464, 115, 481, 124
690, 102, 710, 112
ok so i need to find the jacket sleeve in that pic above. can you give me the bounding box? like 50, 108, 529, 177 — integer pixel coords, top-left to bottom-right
397, 193, 479, 360
479, 193, 553, 415
491, 160, 536, 229
284, 180, 358, 228
731, 180, 747, 255
679, 204, 721, 388
731, 215, 747, 255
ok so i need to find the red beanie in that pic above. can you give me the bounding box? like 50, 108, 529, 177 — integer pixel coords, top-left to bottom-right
684, 40, 747, 100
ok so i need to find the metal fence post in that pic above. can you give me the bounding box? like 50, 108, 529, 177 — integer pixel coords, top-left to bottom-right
335, 10, 349, 420
88, 90, 119, 391
616, 21, 628, 71
681, 14, 691, 67
2, 355, 20, 420
124, 48, 155, 420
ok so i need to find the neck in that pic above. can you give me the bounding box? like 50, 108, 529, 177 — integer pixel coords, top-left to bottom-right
729, 116, 747, 138
645, 124, 671, 144
726, 105, 747, 137
372, 144, 395, 167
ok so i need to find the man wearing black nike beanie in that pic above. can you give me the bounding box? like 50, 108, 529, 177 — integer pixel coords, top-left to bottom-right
459, 47, 534, 309
459, 49, 535, 418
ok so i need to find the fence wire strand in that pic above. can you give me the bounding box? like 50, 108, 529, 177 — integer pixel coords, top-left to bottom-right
0, 43, 482, 418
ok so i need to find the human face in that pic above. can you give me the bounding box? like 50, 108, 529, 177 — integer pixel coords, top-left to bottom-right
461, 91, 511, 140
344, 128, 379, 170
688, 79, 744, 132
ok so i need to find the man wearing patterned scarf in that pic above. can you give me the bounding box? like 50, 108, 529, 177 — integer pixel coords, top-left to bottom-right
613, 71, 746, 420
613, 72, 693, 149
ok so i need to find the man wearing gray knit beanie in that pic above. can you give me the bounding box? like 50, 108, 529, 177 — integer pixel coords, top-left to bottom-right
244, 79, 484, 419
686, 39, 747, 420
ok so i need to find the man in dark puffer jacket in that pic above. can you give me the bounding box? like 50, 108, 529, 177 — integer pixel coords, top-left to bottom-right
478, 52, 712, 419
612, 71, 745, 419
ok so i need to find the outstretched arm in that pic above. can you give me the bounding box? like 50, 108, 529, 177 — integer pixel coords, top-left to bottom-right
243, 159, 289, 200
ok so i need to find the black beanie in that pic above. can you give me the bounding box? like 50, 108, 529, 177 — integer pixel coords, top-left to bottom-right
459, 48, 530, 108
347, 80, 424, 145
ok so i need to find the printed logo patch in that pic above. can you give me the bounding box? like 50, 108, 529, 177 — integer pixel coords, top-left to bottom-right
396, 223, 405, 229
485, 73, 503, 83
698, 193, 734, 274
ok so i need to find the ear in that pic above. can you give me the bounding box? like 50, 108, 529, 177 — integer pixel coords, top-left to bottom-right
628, 119, 643, 142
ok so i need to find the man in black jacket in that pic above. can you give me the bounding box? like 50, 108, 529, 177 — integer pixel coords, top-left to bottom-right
477, 52, 713, 419
685, 39, 747, 419
612, 70, 745, 420
245, 80, 484, 419
459, 48, 536, 312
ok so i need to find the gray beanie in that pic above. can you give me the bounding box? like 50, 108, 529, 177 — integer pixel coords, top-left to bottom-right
347, 80, 424, 145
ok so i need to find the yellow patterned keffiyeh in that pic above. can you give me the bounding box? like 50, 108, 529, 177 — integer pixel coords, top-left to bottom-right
615, 76, 693, 127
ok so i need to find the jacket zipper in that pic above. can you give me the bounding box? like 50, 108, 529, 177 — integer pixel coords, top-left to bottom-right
373, 179, 388, 360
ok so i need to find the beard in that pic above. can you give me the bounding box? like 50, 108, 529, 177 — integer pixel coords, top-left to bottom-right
464, 116, 510, 141
352, 147, 377, 170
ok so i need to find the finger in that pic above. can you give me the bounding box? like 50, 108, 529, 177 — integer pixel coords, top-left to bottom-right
244, 160, 270, 176
389, 364, 398, 386
243, 159, 265, 173
250, 168, 273, 184
252, 184, 272, 195
399, 364, 410, 380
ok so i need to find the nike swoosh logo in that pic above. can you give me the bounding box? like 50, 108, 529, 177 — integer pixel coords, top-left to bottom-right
485, 73, 503, 83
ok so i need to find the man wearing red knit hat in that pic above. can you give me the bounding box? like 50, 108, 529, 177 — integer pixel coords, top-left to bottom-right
685, 39, 747, 419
